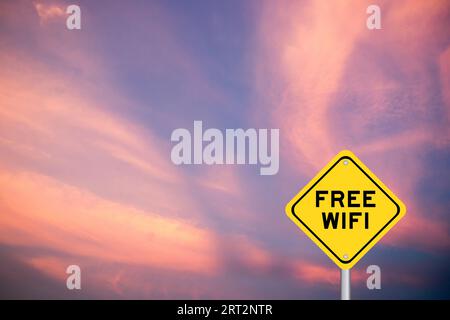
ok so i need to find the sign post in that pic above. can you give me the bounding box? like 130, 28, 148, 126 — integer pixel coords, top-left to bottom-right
285, 150, 406, 299
341, 269, 350, 300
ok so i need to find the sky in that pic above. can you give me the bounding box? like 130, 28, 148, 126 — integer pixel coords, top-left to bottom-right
0, 0, 449, 299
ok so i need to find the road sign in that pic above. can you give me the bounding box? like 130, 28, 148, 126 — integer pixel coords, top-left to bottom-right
286, 150, 406, 269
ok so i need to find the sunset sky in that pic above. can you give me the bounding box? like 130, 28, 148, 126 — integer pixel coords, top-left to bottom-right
0, 0, 449, 299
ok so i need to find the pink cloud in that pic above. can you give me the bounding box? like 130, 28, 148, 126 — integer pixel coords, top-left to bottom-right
254, 1, 370, 172
255, 0, 450, 173
292, 262, 340, 285
383, 211, 450, 252
0, 37, 209, 218
0, 25, 263, 294
0, 170, 219, 274
27, 256, 69, 282
253, 0, 450, 255
33, 2, 66, 24
0, 26, 224, 282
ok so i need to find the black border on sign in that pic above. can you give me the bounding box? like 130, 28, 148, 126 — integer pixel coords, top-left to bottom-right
291, 156, 400, 265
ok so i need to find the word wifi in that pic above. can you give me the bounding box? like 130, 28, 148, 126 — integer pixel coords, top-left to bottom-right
171, 121, 279, 175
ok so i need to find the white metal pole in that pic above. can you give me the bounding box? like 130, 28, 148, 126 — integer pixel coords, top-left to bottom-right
341, 268, 351, 300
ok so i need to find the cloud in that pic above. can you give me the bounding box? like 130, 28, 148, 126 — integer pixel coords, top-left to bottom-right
0, 34, 205, 217
383, 212, 450, 251
0, 12, 270, 296
33, 2, 66, 24
0, 17, 222, 285
254, 0, 450, 255
292, 262, 340, 285
0, 170, 218, 274
255, 0, 369, 172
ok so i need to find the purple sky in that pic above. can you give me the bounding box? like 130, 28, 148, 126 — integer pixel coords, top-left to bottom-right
0, 0, 449, 299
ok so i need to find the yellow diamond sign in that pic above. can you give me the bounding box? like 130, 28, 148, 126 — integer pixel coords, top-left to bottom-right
286, 150, 406, 269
